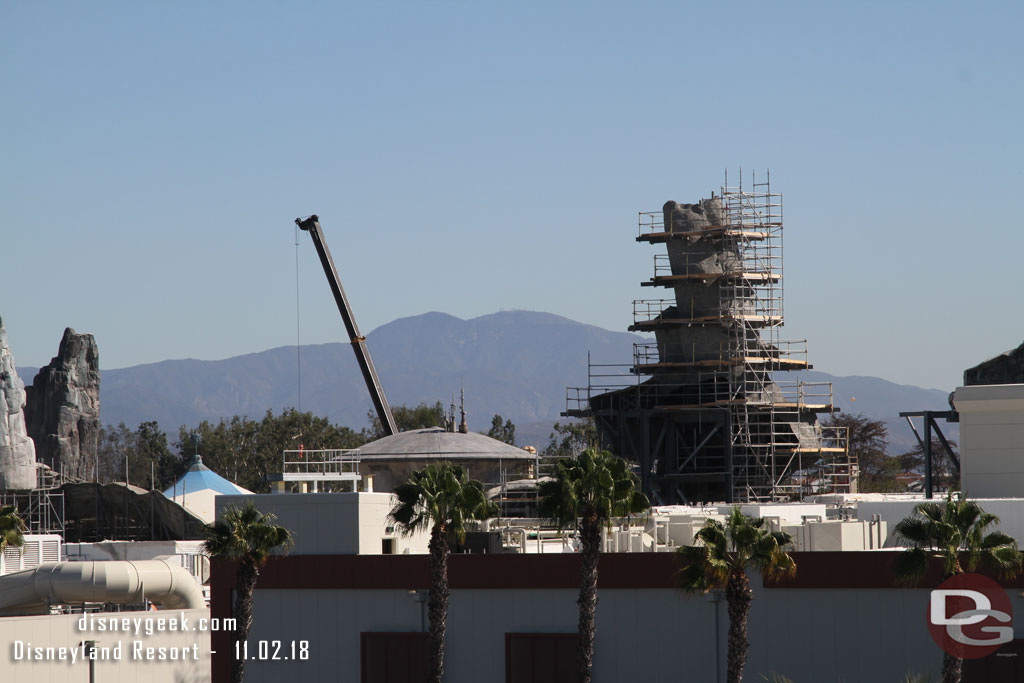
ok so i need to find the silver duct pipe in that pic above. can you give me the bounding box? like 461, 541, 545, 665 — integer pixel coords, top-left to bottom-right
0, 560, 205, 615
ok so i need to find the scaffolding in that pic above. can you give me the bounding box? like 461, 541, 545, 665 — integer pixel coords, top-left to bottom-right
566, 172, 854, 503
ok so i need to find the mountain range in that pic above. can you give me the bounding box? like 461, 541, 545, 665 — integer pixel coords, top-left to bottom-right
16, 310, 957, 454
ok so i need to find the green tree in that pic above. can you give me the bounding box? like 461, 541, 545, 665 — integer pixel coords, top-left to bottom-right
202, 502, 293, 683
388, 463, 497, 683
538, 448, 649, 683
179, 409, 365, 493
893, 494, 1022, 683
485, 414, 516, 445
676, 507, 797, 683
96, 421, 182, 490
898, 440, 960, 493
0, 505, 26, 554
137, 421, 182, 490
96, 423, 134, 483
542, 419, 597, 459
823, 413, 893, 492
366, 401, 447, 438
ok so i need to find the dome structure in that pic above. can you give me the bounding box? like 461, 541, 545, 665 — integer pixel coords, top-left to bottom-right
162, 455, 252, 523
356, 428, 537, 491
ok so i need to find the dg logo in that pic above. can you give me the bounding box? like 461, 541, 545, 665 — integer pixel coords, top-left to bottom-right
928, 573, 1013, 659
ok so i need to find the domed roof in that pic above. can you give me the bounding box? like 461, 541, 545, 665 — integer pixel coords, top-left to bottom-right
356, 428, 536, 461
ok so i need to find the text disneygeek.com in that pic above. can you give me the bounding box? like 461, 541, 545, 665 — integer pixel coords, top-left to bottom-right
9, 612, 234, 663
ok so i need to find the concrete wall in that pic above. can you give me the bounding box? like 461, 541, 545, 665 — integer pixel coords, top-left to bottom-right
235, 574, 997, 683
735, 503, 827, 524
216, 493, 430, 556
0, 608, 211, 682
954, 384, 1024, 497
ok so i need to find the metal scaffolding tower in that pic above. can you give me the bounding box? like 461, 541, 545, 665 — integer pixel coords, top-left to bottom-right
565, 173, 854, 503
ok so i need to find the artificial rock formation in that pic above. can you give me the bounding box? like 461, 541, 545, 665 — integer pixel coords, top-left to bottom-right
964, 340, 1024, 385
25, 328, 100, 481
0, 317, 38, 489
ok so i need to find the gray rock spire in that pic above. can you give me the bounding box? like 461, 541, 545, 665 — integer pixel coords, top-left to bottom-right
0, 317, 38, 489
25, 328, 100, 481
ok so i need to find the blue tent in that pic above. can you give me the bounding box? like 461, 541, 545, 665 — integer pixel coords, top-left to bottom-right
162, 455, 252, 522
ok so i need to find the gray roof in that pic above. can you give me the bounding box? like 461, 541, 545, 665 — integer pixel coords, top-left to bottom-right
356, 428, 537, 461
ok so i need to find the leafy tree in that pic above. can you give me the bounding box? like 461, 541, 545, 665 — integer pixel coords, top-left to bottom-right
822, 413, 893, 492
898, 440, 960, 493
366, 401, 447, 438
97, 423, 134, 484
542, 419, 597, 459
388, 463, 496, 683
0, 505, 26, 554
676, 508, 797, 683
202, 502, 293, 683
485, 414, 516, 445
96, 421, 182, 490
178, 409, 365, 493
893, 494, 1022, 683
538, 449, 649, 683
137, 421, 183, 490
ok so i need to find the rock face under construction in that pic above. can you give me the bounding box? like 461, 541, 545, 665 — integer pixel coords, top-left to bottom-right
0, 317, 38, 489
25, 328, 100, 481
566, 175, 854, 503
964, 340, 1024, 385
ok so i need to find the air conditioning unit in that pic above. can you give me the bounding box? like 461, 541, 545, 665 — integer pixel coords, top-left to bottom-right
0, 534, 63, 575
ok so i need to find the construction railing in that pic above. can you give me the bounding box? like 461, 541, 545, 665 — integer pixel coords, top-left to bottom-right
281, 449, 360, 477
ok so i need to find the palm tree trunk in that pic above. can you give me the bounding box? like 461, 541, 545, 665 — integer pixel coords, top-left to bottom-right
725, 570, 752, 683
940, 567, 963, 683
941, 651, 962, 683
577, 515, 601, 683
428, 526, 450, 683
232, 558, 259, 683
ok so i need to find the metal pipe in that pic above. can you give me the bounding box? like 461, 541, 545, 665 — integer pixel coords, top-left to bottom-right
0, 560, 206, 615
924, 417, 933, 499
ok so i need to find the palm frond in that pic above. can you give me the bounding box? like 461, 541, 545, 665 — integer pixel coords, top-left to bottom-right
893, 493, 1022, 582
678, 508, 796, 593
538, 448, 650, 533
388, 462, 496, 542
201, 502, 293, 564
892, 547, 928, 585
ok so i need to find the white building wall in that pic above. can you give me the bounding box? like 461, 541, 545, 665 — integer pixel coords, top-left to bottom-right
236, 578, 1006, 683
859, 498, 1024, 547
953, 384, 1024, 498
215, 493, 430, 556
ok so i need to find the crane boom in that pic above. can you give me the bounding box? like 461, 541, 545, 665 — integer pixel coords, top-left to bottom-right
295, 215, 398, 437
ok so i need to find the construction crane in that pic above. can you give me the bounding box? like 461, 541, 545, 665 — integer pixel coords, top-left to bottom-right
295, 215, 398, 437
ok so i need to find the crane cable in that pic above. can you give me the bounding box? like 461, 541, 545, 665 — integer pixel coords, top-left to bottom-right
294, 224, 302, 413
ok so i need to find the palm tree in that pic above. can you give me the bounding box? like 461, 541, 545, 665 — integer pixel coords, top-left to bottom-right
389, 462, 497, 683
893, 493, 1022, 683
202, 502, 293, 683
0, 505, 26, 555
538, 448, 649, 683
676, 507, 796, 683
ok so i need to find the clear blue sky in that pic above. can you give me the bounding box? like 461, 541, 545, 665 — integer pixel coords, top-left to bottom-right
2, 2, 1021, 392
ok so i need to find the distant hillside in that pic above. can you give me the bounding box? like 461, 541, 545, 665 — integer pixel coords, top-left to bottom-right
17, 311, 958, 454
97, 311, 646, 439
793, 370, 958, 454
